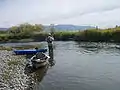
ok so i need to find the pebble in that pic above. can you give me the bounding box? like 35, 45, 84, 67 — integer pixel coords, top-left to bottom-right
0, 50, 32, 90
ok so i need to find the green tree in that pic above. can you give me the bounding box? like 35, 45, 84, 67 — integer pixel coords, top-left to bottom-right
8, 23, 44, 35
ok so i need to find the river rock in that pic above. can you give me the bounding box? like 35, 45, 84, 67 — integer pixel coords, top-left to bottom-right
0, 50, 32, 90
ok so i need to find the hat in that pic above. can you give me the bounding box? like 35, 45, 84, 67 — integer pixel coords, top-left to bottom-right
48, 33, 51, 36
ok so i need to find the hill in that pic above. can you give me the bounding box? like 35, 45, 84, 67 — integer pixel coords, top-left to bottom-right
44, 24, 95, 31
0, 24, 95, 31
0, 28, 8, 31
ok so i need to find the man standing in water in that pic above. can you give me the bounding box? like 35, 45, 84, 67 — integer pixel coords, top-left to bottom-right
46, 33, 54, 61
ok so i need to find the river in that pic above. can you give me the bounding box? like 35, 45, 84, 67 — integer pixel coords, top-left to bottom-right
1, 41, 120, 90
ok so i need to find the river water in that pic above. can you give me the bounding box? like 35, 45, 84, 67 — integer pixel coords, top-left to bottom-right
1, 41, 120, 90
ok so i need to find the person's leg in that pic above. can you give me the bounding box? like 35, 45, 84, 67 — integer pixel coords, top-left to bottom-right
48, 45, 54, 60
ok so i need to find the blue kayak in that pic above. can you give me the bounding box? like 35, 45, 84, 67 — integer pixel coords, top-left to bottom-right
13, 49, 47, 55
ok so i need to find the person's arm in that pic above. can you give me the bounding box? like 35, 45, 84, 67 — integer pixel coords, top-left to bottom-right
51, 36, 54, 41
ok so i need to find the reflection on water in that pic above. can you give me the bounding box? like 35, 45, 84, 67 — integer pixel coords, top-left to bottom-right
24, 49, 55, 90
24, 65, 49, 90
1, 41, 120, 90
76, 42, 120, 55
24, 59, 56, 90
49, 60, 56, 67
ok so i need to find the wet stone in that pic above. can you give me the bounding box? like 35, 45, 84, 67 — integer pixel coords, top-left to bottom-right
0, 50, 32, 90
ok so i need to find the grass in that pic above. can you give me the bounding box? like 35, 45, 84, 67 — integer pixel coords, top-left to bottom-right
53, 31, 77, 40
0, 46, 12, 51
0, 43, 44, 50
74, 27, 120, 42
1, 26, 120, 42
12, 44, 44, 50
7, 59, 22, 66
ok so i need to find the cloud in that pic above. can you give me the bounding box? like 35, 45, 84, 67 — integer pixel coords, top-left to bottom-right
0, 0, 120, 28
57, 8, 120, 28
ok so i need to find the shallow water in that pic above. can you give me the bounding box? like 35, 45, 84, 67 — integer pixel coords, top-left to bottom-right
1, 41, 120, 90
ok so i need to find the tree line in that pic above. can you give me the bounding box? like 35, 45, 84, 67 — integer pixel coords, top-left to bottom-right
0, 23, 120, 42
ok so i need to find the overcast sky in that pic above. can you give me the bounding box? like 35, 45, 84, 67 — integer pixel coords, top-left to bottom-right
0, 0, 120, 28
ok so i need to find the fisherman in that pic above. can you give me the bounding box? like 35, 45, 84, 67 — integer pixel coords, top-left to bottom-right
46, 33, 54, 51
46, 33, 54, 60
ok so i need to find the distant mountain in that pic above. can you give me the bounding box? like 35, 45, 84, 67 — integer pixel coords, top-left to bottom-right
0, 28, 8, 31
44, 24, 95, 31
0, 24, 95, 31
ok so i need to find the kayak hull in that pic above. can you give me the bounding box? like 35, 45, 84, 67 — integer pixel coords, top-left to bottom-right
13, 49, 47, 55
24, 52, 50, 74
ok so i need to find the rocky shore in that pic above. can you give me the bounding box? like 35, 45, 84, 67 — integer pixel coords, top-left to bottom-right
0, 50, 33, 90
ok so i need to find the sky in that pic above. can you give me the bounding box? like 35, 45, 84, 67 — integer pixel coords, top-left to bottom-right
0, 0, 120, 28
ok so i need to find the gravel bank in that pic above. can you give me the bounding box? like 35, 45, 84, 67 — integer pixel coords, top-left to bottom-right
0, 50, 33, 90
